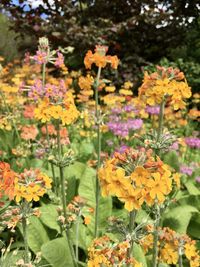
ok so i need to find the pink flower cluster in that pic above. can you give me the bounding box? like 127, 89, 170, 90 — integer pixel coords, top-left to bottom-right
28, 79, 67, 101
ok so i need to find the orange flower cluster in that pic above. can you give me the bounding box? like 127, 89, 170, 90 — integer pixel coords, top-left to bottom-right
84, 45, 119, 69
78, 74, 94, 102
99, 148, 180, 211
14, 168, 52, 202
140, 227, 200, 267
138, 66, 191, 110
0, 162, 16, 201
20, 125, 38, 141
87, 235, 142, 267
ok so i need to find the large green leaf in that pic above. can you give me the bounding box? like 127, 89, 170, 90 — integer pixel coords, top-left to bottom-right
41, 237, 73, 267
132, 243, 147, 267
162, 205, 198, 234
39, 203, 60, 232
64, 161, 88, 180
178, 195, 200, 210
184, 179, 200, 195
187, 213, 200, 239
78, 165, 112, 234
26, 216, 50, 253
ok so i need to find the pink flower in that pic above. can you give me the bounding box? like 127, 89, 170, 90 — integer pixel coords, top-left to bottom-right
55, 52, 64, 67
33, 51, 48, 64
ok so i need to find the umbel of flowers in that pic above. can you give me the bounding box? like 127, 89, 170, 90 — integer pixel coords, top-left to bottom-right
87, 235, 142, 267
98, 148, 180, 211
140, 226, 200, 267
138, 66, 191, 110
0, 161, 52, 203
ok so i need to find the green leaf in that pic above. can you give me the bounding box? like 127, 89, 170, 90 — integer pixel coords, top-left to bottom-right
41, 237, 73, 267
187, 213, 200, 239
185, 180, 200, 195
132, 243, 147, 267
178, 195, 200, 210
39, 203, 60, 232
163, 151, 180, 171
26, 216, 49, 253
162, 205, 198, 234
78, 165, 112, 233
0, 250, 25, 267
64, 161, 88, 180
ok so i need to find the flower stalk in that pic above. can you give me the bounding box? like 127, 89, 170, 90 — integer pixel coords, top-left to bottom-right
94, 66, 102, 237
21, 201, 30, 264
152, 205, 160, 267
127, 210, 136, 260
56, 123, 77, 267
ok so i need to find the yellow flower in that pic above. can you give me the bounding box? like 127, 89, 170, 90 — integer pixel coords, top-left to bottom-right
160, 243, 178, 264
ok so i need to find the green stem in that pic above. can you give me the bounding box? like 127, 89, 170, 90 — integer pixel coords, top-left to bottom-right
45, 124, 57, 194
42, 63, 46, 90
127, 210, 136, 260
178, 242, 183, 267
22, 203, 30, 264
152, 205, 160, 267
56, 123, 77, 267
94, 67, 102, 238
157, 99, 165, 142
75, 212, 80, 262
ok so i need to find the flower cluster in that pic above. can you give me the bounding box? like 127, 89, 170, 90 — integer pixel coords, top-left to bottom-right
185, 137, 200, 149
78, 75, 94, 102
34, 91, 80, 125
28, 79, 69, 102
32, 37, 65, 68
87, 235, 142, 267
14, 168, 52, 202
140, 227, 200, 267
0, 162, 16, 202
84, 45, 119, 69
138, 66, 191, 110
99, 148, 180, 211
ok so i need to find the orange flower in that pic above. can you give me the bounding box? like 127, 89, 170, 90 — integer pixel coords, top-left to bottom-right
20, 125, 38, 140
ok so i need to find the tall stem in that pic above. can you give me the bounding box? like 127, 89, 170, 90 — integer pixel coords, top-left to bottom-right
75, 212, 80, 262
127, 210, 136, 259
157, 99, 165, 142
178, 241, 183, 267
21, 202, 30, 264
94, 66, 102, 237
152, 205, 160, 267
56, 123, 77, 267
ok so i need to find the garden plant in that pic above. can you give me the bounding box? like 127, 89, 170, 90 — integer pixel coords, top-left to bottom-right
0, 36, 199, 267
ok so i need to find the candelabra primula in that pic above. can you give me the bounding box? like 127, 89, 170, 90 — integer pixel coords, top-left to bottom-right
140, 226, 200, 267
99, 148, 180, 211
138, 66, 191, 110
87, 235, 142, 267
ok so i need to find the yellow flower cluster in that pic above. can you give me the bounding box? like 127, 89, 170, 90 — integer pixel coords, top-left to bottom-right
88, 235, 142, 267
119, 81, 133, 96
0, 117, 12, 131
138, 66, 191, 110
14, 169, 52, 203
77, 75, 94, 102
34, 92, 79, 125
140, 227, 200, 267
99, 149, 180, 211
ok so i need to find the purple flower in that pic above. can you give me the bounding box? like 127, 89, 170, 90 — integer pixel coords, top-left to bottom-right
180, 165, 193, 176
185, 137, 200, 149
145, 105, 160, 115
